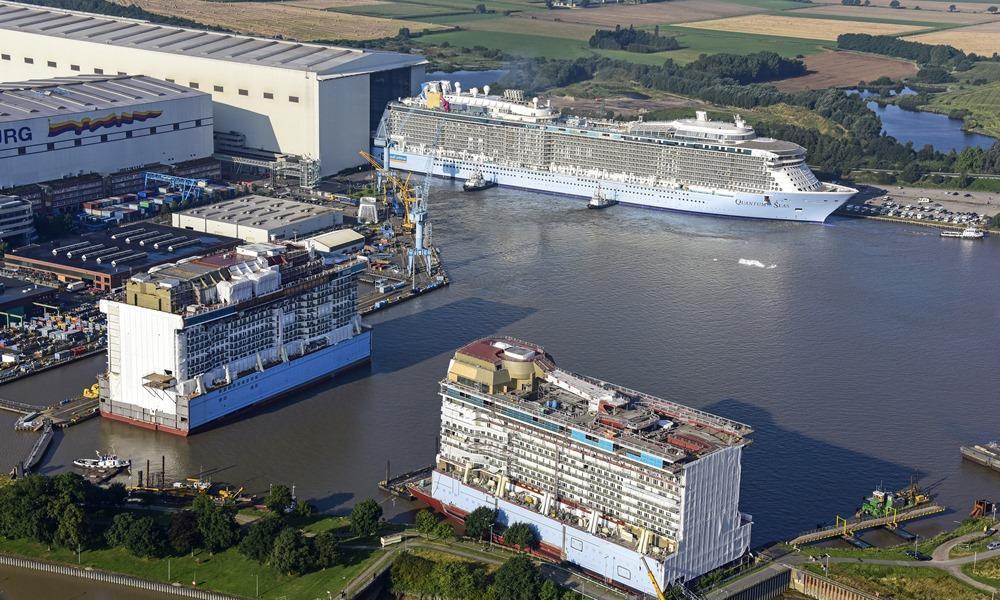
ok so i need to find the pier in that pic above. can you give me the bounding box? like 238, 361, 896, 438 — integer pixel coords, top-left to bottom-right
788, 505, 946, 546
0, 397, 40, 415
21, 419, 53, 474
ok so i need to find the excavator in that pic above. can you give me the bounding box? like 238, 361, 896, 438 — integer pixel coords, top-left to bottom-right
359, 150, 415, 232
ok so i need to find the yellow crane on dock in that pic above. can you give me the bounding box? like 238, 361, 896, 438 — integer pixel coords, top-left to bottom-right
642, 556, 667, 600
359, 150, 415, 232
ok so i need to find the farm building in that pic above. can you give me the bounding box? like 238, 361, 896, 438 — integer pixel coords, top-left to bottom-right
0, 1, 427, 178
0, 75, 213, 189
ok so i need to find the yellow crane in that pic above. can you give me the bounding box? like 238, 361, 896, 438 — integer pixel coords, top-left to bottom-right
642, 557, 667, 600
359, 150, 415, 232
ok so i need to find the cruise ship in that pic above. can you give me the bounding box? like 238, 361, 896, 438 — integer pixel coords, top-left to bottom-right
408, 337, 753, 595
376, 81, 856, 222
98, 242, 370, 435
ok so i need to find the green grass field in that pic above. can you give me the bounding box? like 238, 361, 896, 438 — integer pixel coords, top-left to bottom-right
963, 556, 1000, 589
928, 81, 1000, 137
957, 61, 1000, 83
0, 536, 384, 599
806, 563, 990, 600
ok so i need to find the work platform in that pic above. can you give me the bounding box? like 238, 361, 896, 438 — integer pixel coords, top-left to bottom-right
788, 505, 946, 546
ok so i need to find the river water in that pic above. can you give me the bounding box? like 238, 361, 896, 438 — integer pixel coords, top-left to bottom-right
2, 185, 999, 594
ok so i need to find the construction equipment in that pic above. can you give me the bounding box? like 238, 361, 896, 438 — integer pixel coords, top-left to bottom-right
82, 383, 99, 399
971, 499, 995, 518
642, 556, 667, 600
359, 150, 416, 232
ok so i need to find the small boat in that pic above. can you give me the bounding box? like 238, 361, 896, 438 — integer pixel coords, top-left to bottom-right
463, 171, 497, 192
588, 185, 617, 210
941, 226, 985, 239
73, 451, 131, 471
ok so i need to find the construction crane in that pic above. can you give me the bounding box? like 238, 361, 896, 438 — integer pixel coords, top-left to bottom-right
359, 150, 416, 232
642, 557, 667, 600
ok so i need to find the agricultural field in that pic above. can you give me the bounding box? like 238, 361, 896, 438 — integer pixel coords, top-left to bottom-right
907, 22, 1000, 54
811, 0, 1000, 11
796, 4, 998, 25
521, 0, 766, 27
111, 0, 446, 41
928, 81, 1000, 136
774, 50, 919, 90
676, 14, 928, 41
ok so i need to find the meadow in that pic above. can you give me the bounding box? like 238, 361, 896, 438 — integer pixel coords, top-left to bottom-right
928, 81, 1000, 136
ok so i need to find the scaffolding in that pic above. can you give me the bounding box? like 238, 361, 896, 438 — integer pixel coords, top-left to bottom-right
214, 153, 321, 189
143, 172, 206, 203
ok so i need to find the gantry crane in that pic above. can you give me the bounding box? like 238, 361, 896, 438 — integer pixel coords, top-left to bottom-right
359, 150, 416, 232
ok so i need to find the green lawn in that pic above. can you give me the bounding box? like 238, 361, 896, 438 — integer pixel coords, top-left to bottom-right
659, 25, 830, 63
963, 556, 1000, 589
0, 536, 384, 599
957, 62, 1000, 84
928, 81, 1000, 137
805, 563, 991, 600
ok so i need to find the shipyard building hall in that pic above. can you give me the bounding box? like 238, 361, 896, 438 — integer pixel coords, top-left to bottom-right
0, 1, 426, 177
0, 75, 212, 188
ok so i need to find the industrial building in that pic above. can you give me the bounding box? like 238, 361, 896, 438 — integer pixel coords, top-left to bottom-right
303, 229, 365, 256
99, 242, 370, 434
412, 338, 753, 595
4, 223, 239, 290
0, 1, 427, 177
0, 75, 213, 189
0, 276, 56, 322
172, 195, 342, 243
0, 196, 34, 246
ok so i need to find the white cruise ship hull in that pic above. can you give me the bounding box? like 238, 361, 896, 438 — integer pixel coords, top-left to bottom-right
387, 151, 854, 223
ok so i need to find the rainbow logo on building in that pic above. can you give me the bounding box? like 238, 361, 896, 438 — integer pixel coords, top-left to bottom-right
48, 110, 163, 138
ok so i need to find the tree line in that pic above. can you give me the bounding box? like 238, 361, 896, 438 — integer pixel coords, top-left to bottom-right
0, 474, 387, 579
588, 25, 680, 54
836, 33, 988, 66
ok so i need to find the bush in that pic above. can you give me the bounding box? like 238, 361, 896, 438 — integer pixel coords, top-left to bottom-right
415, 509, 439, 535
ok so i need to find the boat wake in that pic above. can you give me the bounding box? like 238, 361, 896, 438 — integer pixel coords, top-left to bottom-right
738, 258, 776, 269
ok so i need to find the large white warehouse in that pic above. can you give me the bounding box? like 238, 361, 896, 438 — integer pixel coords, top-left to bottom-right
0, 75, 213, 189
0, 1, 427, 177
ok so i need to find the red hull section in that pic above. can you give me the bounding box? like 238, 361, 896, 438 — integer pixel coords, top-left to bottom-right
100, 410, 189, 436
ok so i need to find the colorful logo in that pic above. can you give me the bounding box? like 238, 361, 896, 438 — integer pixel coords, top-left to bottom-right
48, 110, 163, 138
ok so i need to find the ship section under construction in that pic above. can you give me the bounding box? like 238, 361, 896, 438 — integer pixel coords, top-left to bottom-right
98, 242, 370, 435
412, 337, 753, 595
377, 81, 856, 222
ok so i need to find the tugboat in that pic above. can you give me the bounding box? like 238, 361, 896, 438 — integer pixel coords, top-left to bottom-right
463, 171, 497, 192
855, 480, 930, 519
588, 184, 618, 210
941, 226, 985, 240
73, 451, 131, 471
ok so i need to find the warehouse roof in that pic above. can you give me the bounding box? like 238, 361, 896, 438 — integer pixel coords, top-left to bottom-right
177, 195, 339, 232
0, 75, 203, 123
0, 1, 426, 77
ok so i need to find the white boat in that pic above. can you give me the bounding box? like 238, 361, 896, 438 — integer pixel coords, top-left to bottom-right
588, 185, 618, 210
73, 451, 131, 471
941, 226, 985, 239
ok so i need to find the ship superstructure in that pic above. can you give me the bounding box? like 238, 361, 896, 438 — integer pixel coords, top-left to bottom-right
416, 337, 753, 594
98, 242, 370, 435
377, 81, 856, 222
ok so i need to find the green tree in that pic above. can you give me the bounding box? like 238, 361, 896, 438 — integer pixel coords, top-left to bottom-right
240, 515, 285, 563
432, 521, 455, 540
269, 528, 313, 576
102, 482, 128, 506
956, 147, 984, 173
314, 531, 340, 568
198, 505, 239, 553
124, 516, 166, 558
503, 522, 537, 549
491, 555, 542, 600
265, 484, 294, 514
105, 513, 135, 548
349, 498, 383, 538
415, 509, 439, 535
463, 506, 497, 540
562, 591, 584, 600
540, 579, 561, 600
54, 504, 87, 550
899, 162, 923, 183
168, 511, 200, 555
432, 560, 488, 597
475, 2, 487, 12
989, 5, 998, 12
294, 500, 315, 519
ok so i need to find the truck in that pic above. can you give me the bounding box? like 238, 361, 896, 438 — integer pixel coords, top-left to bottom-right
66, 281, 87, 292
